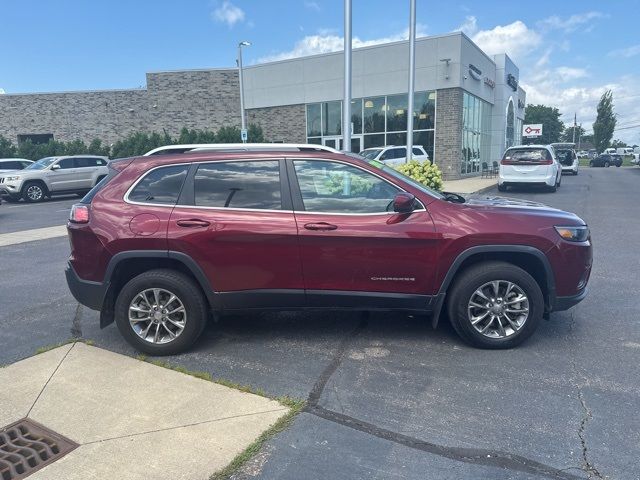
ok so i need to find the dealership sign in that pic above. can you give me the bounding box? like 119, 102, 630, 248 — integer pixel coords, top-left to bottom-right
523, 124, 543, 137
507, 73, 518, 91
468, 64, 482, 80
484, 77, 495, 88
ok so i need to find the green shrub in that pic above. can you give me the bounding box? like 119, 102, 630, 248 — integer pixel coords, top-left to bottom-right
0, 135, 17, 157
395, 159, 443, 191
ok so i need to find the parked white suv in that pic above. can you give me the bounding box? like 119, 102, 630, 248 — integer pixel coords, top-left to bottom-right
498, 145, 561, 193
551, 143, 579, 175
360, 145, 430, 167
0, 155, 109, 202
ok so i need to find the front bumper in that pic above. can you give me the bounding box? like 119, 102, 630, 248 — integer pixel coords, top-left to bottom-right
0, 184, 22, 199
554, 287, 588, 311
65, 262, 107, 311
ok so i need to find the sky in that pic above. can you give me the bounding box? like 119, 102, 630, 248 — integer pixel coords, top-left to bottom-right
1, 0, 639, 144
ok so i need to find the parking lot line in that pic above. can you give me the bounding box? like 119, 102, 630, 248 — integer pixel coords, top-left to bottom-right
0, 225, 68, 247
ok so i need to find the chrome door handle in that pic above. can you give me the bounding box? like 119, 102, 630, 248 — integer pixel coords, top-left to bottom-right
176, 219, 211, 228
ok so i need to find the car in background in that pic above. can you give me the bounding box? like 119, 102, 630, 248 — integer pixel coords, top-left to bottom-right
0, 155, 109, 202
65, 145, 591, 354
576, 150, 589, 158
589, 154, 622, 168
0, 158, 33, 173
498, 145, 561, 192
551, 143, 579, 175
360, 145, 430, 167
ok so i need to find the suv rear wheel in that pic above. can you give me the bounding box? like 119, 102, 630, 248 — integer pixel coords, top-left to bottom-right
447, 262, 544, 349
114, 269, 208, 355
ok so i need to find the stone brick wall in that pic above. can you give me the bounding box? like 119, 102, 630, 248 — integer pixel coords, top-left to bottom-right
0, 69, 244, 146
434, 88, 464, 180
247, 104, 306, 143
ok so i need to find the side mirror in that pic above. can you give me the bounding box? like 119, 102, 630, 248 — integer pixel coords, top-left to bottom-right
393, 192, 416, 214
51, 164, 60, 170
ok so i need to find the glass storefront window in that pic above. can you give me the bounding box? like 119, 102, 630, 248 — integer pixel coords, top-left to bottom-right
351, 98, 362, 134
387, 131, 407, 146
414, 91, 435, 130
363, 96, 385, 133
386, 94, 408, 132
364, 133, 385, 149
462, 92, 492, 175
506, 100, 515, 149
323, 101, 341, 136
414, 130, 434, 162
306, 104, 321, 137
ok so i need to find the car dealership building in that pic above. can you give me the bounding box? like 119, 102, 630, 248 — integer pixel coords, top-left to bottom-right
0, 32, 525, 179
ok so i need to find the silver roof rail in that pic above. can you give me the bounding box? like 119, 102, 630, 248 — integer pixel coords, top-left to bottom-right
143, 143, 338, 156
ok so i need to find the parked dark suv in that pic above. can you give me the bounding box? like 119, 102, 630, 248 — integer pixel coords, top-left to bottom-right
590, 154, 622, 168
66, 147, 592, 354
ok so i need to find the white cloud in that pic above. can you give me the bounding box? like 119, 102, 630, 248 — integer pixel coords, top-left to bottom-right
258, 25, 427, 63
554, 67, 588, 81
539, 11, 606, 32
212, 1, 245, 28
609, 44, 640, 58
468, 20, 541, 62
0, 88, 5, 95
304, 1, 321, 11
455, 15, 477, 36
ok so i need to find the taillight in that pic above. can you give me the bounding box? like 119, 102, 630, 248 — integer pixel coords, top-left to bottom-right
70, 204, 90, 224
500, 158, 512, 165
542, 158, 553, 164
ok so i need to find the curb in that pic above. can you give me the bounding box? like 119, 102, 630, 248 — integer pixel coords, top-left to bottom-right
472, 182, 497, 195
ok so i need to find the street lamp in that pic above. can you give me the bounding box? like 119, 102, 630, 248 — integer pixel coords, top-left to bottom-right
237, 41, 251, 143
406, 0, 416, 163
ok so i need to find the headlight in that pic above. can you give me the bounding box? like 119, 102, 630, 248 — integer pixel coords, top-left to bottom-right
554, 225, 589, 242
5, 176, 20, 181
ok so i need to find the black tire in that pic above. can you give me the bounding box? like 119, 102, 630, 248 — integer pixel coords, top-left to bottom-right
604, 161, 610, 168
615, 163, 621, 168
114, 269, 208, 355
589, 161, 594, 167
447, 261, 544, 349
497, 184, 507, 192
547, 183, 557, 192
22, 181, 47, 202
574, 170, 578, 175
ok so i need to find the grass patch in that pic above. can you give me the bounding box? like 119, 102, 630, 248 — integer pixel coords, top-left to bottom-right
209, 399, 306, 480
34, 338, 94, 355
136, 357, 213, 381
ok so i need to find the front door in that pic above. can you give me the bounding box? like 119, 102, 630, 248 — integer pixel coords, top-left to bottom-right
48, 158, 81, 191
288, 158, 439, 307
167, 159, 304, 309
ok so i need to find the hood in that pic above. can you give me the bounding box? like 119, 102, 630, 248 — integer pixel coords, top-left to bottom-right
462, 194, 585, 224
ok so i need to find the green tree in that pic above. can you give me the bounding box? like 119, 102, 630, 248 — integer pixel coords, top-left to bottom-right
562, 125, 586, 143
0, 135, 17, 157
247, 124, 265, 143
524, 104, 564, 144
610, 139, 627, 148
87, 139, 111, 157
593, 90, 616, 153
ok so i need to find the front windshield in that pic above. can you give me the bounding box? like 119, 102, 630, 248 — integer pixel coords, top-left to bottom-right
25, 157, 57, 170
367, 159, 445, 200
361, 149, 382, 160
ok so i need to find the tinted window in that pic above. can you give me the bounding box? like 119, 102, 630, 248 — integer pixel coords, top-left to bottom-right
76, 158, 101, 168
58, 158, 75, 169
194, 161, 281, 210
412, 147, 424, 156
1, 161, 22, 170
503, 148, 551, 162
129, 165, 189, 204
293, 160, 399, 214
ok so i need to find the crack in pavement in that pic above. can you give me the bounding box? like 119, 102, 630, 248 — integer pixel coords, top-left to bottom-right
71, 303, 83, 338
568, 310, 606, 479
303, 313, 583, 480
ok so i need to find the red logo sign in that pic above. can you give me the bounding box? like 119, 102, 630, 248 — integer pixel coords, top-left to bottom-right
524, 126, 541, 135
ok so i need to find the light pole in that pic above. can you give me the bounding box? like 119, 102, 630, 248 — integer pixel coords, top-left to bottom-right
237, 41, 251, 143
342, 0, 352, 152
406, 0, 416, 163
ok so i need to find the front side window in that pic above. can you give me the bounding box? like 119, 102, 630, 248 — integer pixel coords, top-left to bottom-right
194, 160, 281, 210
293, 160, 399, 214
128, 165, 189, 204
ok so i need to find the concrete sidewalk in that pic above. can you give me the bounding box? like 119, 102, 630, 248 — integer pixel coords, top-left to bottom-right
442, 175, 496, 195
0, 343, 289, 480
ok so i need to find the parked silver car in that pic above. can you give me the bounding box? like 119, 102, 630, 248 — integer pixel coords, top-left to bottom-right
0, 155, 109, 202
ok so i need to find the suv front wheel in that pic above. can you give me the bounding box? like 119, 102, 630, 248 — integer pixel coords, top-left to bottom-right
447, 262, 544, 349
114, 269, 208, 355
22, 182, 47, 202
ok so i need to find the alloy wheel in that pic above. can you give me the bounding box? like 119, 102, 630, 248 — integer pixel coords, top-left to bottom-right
128, 288, 186, 344
26, 185, 44, 201
467, 280, 530, 339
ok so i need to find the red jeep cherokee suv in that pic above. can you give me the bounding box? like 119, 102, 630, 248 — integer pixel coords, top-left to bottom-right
65, 147, 592, 354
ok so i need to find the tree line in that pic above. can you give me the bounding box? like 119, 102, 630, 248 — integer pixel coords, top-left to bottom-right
0, 124, 265, 160
523, 90, 633, 151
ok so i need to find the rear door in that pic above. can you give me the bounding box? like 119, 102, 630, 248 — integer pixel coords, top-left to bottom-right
289, 158, 439, 308
167, 158, 304, 309
75, 157, 105, 188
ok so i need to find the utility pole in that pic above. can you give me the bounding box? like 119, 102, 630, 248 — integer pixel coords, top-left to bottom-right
238, 41, 251, 143
572, 112, 577, 144
406, 0, 416, 163
578, 123, 582, 150
342, 0, 352, 152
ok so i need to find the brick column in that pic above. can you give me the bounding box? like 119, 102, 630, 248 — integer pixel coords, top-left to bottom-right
434, 88, 463, 180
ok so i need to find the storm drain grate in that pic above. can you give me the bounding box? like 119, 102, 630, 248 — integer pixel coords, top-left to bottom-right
0, 419, 78, 480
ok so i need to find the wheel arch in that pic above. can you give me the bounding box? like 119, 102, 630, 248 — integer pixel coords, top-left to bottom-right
99, 251, 217, 328
432, 245, 555, 328
22, 179, 49, 195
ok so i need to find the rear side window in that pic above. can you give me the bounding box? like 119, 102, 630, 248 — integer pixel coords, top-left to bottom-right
128, 165, 189, 205
76, 157, 104, 167
1, 161, 22, 170
194, 160, 281, 210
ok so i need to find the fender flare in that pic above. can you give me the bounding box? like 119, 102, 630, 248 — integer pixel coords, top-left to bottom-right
431, 245, 556, 328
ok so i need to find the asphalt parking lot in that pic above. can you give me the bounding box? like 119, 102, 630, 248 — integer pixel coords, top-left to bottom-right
1, 167, 639, 480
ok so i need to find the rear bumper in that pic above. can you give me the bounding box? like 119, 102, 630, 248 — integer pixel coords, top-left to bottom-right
553, 287, 588, 311
65, 262, 106, 311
